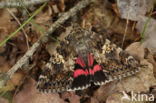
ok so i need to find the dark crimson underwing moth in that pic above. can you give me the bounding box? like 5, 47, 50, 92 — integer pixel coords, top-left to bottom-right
37, 24, 141, 93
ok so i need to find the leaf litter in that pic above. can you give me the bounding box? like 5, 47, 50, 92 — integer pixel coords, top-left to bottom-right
0, 0, 156, 103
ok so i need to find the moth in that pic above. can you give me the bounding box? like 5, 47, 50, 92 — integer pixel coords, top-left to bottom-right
37, 24, 141, 93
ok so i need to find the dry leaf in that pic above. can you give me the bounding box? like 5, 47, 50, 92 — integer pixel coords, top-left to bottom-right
61, 92, 80, 103
106, 93, 131, 103
0, 97, 8, 103
90, 97, 99, 103
125, 42, 144, 61
117, 0, 153, 21
136, 16, 156, 56
1, 72, 25, 91
81, 0, 137, 41
93, 82, 117, 102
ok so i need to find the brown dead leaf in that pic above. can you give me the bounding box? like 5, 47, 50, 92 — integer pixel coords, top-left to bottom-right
112, 3, 120, 17
81, 0, 137, 41
58, 0, 65, 12
89, 97, 99, 103
106, 93, 122, 103
35, 6, 52, 24
0, 56, 10, 73
0, 97, 8, 103
136, 17, 156, 56
10, 72, 25, 87
0, 55, 25, 91
61, 92, 80, 103
106, 92, 131, 103
144, 48, 156, 78
0, 8, 22, 57
61, 92, 72, 100
125, 42, 144, 61
68, 95, 80, 103
93, 81, 117, 102
34, 0, 65, 26
117, 0, 153, 21
13, 78, 66, 103
1, 72, 25, 91
48, 0, 65, 13
0, 9, 21, 41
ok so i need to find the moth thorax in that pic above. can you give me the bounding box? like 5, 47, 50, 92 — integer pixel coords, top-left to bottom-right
78, 50, 88, 65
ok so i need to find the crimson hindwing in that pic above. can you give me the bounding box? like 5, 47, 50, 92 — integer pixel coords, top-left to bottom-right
70, 52, 108, 91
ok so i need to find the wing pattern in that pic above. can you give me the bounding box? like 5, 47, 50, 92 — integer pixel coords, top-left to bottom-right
37, 24, 141, 93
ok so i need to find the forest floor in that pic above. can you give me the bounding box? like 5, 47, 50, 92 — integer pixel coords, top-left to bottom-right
0, 0, 156, 103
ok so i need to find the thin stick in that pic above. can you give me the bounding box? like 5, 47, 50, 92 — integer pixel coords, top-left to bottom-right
0, 0, 94, 88
121, 12, 129, 48
0, 0, 49, 8
7, 8, 30, 49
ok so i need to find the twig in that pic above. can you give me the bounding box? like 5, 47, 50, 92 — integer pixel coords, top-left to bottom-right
121, 12, 129, 48
0, 0, 49, 8
0, 0, 95, 88
7, 8, 30, 49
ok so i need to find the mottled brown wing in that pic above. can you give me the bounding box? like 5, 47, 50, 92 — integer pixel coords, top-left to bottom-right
90, 38, 141, 83
37, 53, 75, 93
